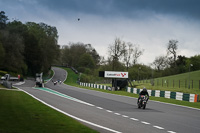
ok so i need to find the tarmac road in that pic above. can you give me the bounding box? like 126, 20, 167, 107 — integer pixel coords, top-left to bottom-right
16, 67, 200, 133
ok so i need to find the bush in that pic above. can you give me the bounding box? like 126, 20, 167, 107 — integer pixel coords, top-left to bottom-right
80, 74, 90, 83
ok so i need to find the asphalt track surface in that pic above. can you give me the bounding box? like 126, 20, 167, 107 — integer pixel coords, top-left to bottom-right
15, 67, 200, 133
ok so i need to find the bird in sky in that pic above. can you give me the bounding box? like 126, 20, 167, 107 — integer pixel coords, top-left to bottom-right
78, 18, 80, 21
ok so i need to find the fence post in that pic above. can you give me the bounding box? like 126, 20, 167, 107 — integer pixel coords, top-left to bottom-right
157, 79, 158, 86
199, 80, 200, 89
192, 80, 193, 89
167, 80, 168, 87
185, 80, 187, 88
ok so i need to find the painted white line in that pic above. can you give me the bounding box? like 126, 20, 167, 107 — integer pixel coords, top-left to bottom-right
130, 118, 139, 121
13, 81, 25, 85
106, 110, 113, 113
167, 131, 176, 133
153, 125, 164, 130
122, 115, 128, 118
141, 121, 150, 125
114, 113, 121, 116
18, 88, 122, 133
33, 87, 95, 107
96, 107, 103, 110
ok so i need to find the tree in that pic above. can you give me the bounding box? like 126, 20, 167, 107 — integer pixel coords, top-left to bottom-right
152, 55, 168, 71
25, 22, 60, 75
175, 55, 188, 73
85, 44, 100, 66
0, 21, 27, 74
0, 40, 5, 66
78, 53, 95, 69
24, 32, 42, 75
61, 42, 87, 67
108, 37, 126, 70
132, 44, 144, 65
189, 55, 200, 71
61, 43, 100, 70
123, 42, 133, 71
0, 11, 60, 76
167, 39, 178, 67
128, 64, 151, 81
0, 11, 8, 29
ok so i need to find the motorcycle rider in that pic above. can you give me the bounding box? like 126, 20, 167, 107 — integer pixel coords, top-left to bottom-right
137, 87, 149, 104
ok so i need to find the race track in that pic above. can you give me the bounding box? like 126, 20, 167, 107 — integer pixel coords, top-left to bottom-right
16, 67, 200, 133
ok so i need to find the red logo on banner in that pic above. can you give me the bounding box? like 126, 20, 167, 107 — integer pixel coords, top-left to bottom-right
121, 73, 126, 77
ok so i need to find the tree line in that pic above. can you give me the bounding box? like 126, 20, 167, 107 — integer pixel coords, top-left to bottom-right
0, 11, 60, 76
58, 36, 200, 83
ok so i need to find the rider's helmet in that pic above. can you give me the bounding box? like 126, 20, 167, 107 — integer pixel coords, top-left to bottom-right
143, 87, 147, 92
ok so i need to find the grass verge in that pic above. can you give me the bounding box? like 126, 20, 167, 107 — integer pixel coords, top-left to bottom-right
0, 89, 98, 133
132, 70, 200, 95
61, 67, 200, 109
63, 67, 79, 86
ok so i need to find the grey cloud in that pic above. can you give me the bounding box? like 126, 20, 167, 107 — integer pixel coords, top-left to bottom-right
2, 0, 200, 20
34, 0, 200, 20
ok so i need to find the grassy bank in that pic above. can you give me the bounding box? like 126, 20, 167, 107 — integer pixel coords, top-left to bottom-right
61, 67, 200, 109
62, 67, 80, 86
134, 70, 200, 95
0, 89, 98, 133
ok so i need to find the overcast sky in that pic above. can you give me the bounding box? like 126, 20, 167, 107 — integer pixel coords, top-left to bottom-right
1, 0, 200, 65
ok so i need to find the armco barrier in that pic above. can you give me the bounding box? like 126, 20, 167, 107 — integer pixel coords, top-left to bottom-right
79, 82, 112, 91
127, 87, 199, 102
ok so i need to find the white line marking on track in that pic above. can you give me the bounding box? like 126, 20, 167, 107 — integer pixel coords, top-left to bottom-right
130, 118, 139, 121
122, 115, 128, 118
13, 82, 25, 86
33, 87, 95, 107
141, 121, 150, 125
153, 125, 164, 130
106, 110, 113, 113
167, 131, 176, 133
18, 88, 122, 133
114, 113, 121, 115
96, 107, 103, 110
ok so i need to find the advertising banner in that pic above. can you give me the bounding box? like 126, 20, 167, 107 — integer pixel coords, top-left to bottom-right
104, 71, 128, 78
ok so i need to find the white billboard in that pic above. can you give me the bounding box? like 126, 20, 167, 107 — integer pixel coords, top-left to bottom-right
104, 71, 128, 78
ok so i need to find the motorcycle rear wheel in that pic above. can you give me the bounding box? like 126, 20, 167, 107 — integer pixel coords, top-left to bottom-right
143, 103, 146, 109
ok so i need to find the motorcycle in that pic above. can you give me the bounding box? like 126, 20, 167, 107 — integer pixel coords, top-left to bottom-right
138, 95, 147, 109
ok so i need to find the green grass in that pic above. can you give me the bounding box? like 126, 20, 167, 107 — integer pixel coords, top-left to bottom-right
60, 67, 200, 109
62, 67, 79, 86
0, 90, 98, 133
43, 69, 54, 81
133, 70, 200, 95
0, 84, 5, 88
